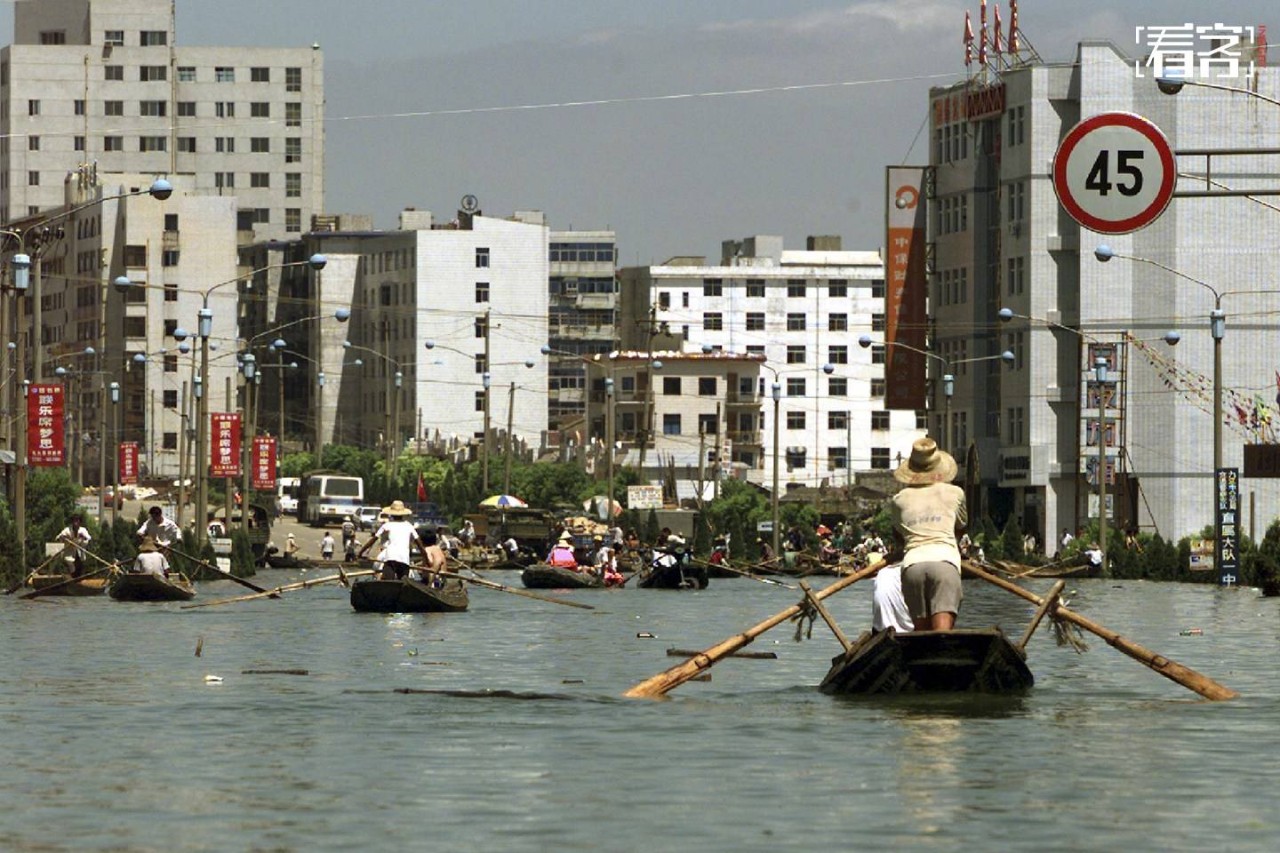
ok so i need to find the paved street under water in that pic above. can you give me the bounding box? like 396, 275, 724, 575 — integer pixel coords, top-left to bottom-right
2, 573, 1277, 851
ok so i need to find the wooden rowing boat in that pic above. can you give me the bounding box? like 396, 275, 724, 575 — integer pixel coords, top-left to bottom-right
27, 574, 109, 596
638, 559, 708, 590
349, 577, 469, 613
819, 628, 1034, 695
520, 564, 603, 590
109, 572, 196, 602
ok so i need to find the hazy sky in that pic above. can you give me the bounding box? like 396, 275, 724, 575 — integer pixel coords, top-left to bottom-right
2, 1, 1272, 263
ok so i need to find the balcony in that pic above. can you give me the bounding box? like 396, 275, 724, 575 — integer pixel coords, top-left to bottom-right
574, 292, 617, 310
726, 391, 761, 406
551, 323, 614, 342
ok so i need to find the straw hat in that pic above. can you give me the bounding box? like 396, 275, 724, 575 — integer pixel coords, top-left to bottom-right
893, 437, 958, 485
667, 534, 686, 547
287, 532, 295, 539
558, 532, 573, 543
138, 535, 160, 553
382, 500, 413, 518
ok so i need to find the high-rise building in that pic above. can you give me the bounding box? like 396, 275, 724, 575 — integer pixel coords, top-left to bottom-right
0, 0, 324, 241
547, 230, 617, 435
929, 39, 1280, 546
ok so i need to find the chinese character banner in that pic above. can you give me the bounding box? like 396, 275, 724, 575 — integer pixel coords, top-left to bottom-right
118, 442, 139, 485
27, 383, 66, 466
210, 413, 241, 478
252, 436, 277, 490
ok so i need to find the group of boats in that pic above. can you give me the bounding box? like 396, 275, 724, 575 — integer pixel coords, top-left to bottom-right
21, 569, 196, 602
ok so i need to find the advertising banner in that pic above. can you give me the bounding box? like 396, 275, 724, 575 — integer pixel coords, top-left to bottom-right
884, 166, 928, 410
27, 383, 65, 466
210, 413, 241, 478
1215, 467, 1239, 586
252, 436, 277, 490
118, 442, 139, 485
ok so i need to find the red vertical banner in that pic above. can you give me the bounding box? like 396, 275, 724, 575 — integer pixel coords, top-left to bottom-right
27, 383, 66, 466
252, 436, 277, 490
210, 412, 241, 478
118, 442, 139, 485
884, 166, 928, 410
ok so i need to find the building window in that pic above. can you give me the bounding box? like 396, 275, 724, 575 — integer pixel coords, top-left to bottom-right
141, 30, 168, 46
1007, 180, 1026, 222
702, 313, 723, 331
871, 448, 891, 469
74, 136, 85, 152
871, 411, 890, 430
286, 102, 302, 127
178, 101, 196, 117
177, 66, 196, 82
786, 345, 806, 364
104, 65, 123, 81
475, 247, 490, 268
698, 414, 718, 436
663, 377, 681, 395
104, 30, 125, 46
870, 345, 886, 365
251, 137, 270, 153
698, 377, 716, 396
475, 354, 488, 374
215, 172, 234, 189
251, 172, 270, 188
869, 313, 884, 332
104, 137, 123, 152
41, 30, 67, 45
828, 313, 848, 332
286, 209, 301, 233
216, 102, 235, 118
162, 432, 178, 450
746, 280, 765, 298
286, 173, 301, 197
163, 354, 178, 372
27, 171, 39, 187
702, 278, 723, 296
139, 136, 166, 152
286, 67, 302, 92
285, 138, 302, 162
216, 137, 235, 153
140, 65, 167, 82
140, 100, 167, 117
829, 447, 849, 470
164, 284, 178, 304
1007, 256, 1025, 295
828, 345, 848, 364
475, 282, 489, 303
475, 391, 485, 412
871, 378, 886, 397
28, 136, 39, 151
162, 250, 180, 267
786, 377, 806, 397
177, 137, 196, 153
104, 100, 124, 116
253, 208, 270, 224
162, 319, 178, 339
828, 411, 848, 430
829, 280, 848, 298
786, 448, 807, 470
786, 411, 806, 429
786, 313, 806, 332
251, 67, 271, 83
658, 292, 671, 310
162, 389, 178, 409
215, 66, 236, 82
745, 312, 765, 331
74, 99, 85, 116
123, 245, 147, 267
872, 279, 885, 298
251, 102, 270, 118
787, 279, 806, 297
829, 377, 848, 397
663, 414, 682, 435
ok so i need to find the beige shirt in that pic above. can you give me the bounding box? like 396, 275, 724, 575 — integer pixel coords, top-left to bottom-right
889, 483, 967, 570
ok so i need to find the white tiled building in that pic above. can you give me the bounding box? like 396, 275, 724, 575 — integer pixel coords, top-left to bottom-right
619, 236, 926, 489
0, 0, 324, 242
931, 39, 1280, 544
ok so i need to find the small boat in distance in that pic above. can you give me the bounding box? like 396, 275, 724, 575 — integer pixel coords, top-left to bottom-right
26, 574, 109, 597
349, 577, 469, 613
109, 572, 196, 602
819, 628, 1034, 695
520, 564, 602, 590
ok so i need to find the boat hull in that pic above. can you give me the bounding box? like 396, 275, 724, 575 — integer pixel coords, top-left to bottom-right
819, 628, 1034, 695
521, 564, 602, 589
28, 574, 109, 596
109, 572, 196, 602
350, 578, 469, 613
638, 560, 708, 590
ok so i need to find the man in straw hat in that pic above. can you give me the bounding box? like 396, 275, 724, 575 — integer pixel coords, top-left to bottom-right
132, 536, 171, 578
357, 500, 426, 580
888, 437, 968, 631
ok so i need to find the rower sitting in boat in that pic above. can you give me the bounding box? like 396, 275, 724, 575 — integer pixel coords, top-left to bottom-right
547, 533, 579, 569
871, 565, 914, 634
132, 536, 171, 578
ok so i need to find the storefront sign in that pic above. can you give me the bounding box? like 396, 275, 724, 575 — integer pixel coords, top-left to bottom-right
27, 383, 65, 466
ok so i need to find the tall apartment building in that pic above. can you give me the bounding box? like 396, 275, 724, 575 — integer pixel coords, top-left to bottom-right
242, 209, 551, 462
930, 39, 1280, 545
619, 236, 925, 490
1, 0, 324, 241
547, 230, 617, 435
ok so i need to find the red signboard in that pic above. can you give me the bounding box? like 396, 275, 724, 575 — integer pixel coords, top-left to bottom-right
252, 436, 277, 490
118, 442, 139, 486
27, 383, 66, 466
210, 412, 241, 478
884, 166, 928, 410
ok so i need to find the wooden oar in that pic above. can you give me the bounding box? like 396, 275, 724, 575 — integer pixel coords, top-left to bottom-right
19, 565, 114, 599
962, 561, 1238, 701
437, 569, 595, 610
624, 558, 886, 699
182, 570, 376, 609
165, 544, 279, 597
689, 557, 796, 589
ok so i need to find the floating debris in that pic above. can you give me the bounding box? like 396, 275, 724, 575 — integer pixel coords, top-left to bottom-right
203, 674, 223, 684
1180, 628, 1204, 637
636, 632, 656, 639
241, 669, 309, 676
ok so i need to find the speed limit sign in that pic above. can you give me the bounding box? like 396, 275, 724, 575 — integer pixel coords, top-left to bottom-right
1052, 112, 1176, 234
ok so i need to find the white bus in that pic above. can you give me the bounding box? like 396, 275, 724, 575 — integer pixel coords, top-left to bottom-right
277, 477, 301, 515
298, 471, 365, 527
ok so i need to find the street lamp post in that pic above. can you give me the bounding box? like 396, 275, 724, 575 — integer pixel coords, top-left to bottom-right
1094, 356, 1109, 575
605, 376, 615, 521
240, 354, 257, 534
316, 371, 326, 467
109, 381, 120, 526
771, 379, 782, 558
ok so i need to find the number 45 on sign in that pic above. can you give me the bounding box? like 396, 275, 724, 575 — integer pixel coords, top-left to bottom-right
1052, 112, 1176, 235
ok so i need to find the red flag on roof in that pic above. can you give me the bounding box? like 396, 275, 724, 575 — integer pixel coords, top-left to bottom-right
1008, 0, 1020, 53
993, 4, 1003, 54
964, 11, 974, 66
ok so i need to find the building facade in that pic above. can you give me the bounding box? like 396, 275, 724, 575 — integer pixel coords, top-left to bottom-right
1, 0, 324, 242
619, 235, 925, 489
547, 230, 617, 435
930, 39, 1280, 545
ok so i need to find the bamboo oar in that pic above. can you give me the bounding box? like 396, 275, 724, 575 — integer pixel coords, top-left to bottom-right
963, 561, 1238, 701
437, 569, 595, 610
165, 544, 278, 597
4, 546, 70, 595
1016, 580, 1066, 652
181, 570, 376, 609
689, 557, 796, 589
624, 558, 886, 699
19, 565, 114, 599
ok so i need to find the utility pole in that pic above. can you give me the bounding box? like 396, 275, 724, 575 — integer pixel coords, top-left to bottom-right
482, 307, 492, 493
637, 305, 657, 478
503, 381, 515, 498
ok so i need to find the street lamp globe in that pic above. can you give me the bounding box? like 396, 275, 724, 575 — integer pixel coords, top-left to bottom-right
149, 178, 174, 200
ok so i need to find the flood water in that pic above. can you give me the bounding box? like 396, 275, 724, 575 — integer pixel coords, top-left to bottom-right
2, 572, 1278, 852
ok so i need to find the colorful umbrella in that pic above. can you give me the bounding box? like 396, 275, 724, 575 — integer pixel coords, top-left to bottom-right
480, 494, 528, 508
583, 495, 623, 519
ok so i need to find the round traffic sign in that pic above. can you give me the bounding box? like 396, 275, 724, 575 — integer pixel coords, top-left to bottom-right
1052, 112, 1175, 234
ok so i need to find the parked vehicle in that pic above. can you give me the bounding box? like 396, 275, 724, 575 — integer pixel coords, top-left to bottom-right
277, 477, 301, 515
298, 471, 364, 527
355, 505, 382, 532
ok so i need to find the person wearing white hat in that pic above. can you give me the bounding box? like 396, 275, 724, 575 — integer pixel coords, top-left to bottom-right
285, 532, 299, 557
547, 531, 579, 569
357, 500, 424, 579
888, 437, 968, 631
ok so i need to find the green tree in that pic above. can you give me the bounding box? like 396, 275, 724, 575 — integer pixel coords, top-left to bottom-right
997, 516, 1024, 561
